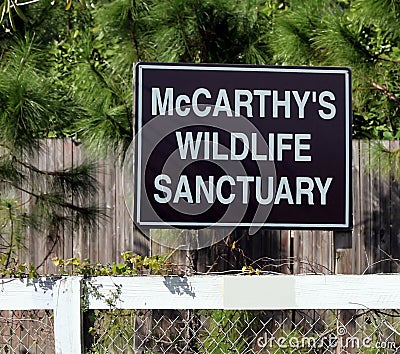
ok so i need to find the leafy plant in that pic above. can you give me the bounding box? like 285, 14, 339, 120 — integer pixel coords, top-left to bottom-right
0, 254, 38, 278
51, 251, 175, 276
199, 310, 262, 353
86, 309, 137, 354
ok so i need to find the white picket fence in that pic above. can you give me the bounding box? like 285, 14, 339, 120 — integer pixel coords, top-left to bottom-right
2, 275, 400, 353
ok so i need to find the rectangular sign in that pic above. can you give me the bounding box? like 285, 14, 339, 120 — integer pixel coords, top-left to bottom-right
134, 63, 352, 229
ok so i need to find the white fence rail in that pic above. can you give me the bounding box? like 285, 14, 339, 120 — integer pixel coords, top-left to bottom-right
2, 275, 400, 353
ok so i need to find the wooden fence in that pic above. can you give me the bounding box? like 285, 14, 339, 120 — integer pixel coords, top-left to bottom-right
17, 139, 400, 275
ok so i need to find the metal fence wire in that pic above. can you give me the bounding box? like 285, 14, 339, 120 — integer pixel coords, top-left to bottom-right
0, 310, 54, 354
84, 309, 400, 353
1, 308, 400, 353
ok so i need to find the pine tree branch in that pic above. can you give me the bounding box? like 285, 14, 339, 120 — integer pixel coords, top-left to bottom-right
376, 55, 400, 64
84, 59, 131, 137
12, 156, 98, 198
0, 178, 51, 201
14, 157, 59, 176
0, 178, 96, 214
4, 204, 14, 268
36, 239, 58, 269
128, 11, 141, 61
104, 113, 131, 138
371, 81, 400, 105
370, 81, 399, 134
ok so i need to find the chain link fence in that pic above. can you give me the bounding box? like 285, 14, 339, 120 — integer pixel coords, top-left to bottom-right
0, 310, 54, 354
2, 308, 400, 353
84, 309, 400, 353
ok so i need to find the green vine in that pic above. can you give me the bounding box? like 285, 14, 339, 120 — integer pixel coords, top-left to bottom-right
52, 251, 175, 276
0, 254, 38, 278
0, 251, 177, 278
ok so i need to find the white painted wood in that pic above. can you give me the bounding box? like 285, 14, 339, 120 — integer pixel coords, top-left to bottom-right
88, 274, 400, 310
89, 274, 400, 310
2, 274, 400, 313
86, 276, 224, 310
294, 274, 400, 309
0, 278, 55, 310
223, 275, 400, 310
54, 276, 83, 354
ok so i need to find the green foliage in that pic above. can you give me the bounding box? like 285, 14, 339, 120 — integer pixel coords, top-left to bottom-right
0, 254, 38, 278
0, 36, 79, 150
241, 265, 262, 275
0, 0, 88, 32
45, 0, 277, 158
271, 0, 400, 140
10, 0, 397, 147
0, 145, 100, 263
141, 0, 274, 64
46, 2, 134, 157
3, 0, 400, 143
0, 250, 174, 278
0, 198, 25, 268
0, 33, 101, 264
51, 251, 175, 276
86, 309, 137, 354
199, 310, 263, 353
369, 142, 400, 180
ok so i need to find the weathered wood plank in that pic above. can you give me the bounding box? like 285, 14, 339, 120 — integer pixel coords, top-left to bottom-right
371, 141, 382, 272
45, 139, 58, 274
54, 139, 65, 265
63, 139, 74, 262
352, 140, 362, 273
360, 140, 372, 273
20, 145, 37, 268
292, 230, 302, 273
390, 141, 400, 272
320, 230, 333, 274
379, 141, 392, 272
115, 157, 125, 262
36, 141, 48, 274
88, 156, 99, 264
72, 143, 87, 261
279, 230, 290, 273
96, 159, 107, 264
104, 158, 115, 263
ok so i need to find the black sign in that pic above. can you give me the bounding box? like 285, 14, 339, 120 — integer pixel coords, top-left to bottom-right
134, 63, 352, 229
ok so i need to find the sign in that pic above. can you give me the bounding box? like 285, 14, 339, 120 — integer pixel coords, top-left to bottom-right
134, 63, 351, 229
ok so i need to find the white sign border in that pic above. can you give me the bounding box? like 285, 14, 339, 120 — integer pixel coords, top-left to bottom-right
135, 64, 352, 229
